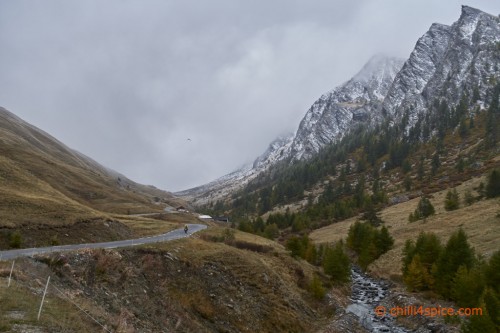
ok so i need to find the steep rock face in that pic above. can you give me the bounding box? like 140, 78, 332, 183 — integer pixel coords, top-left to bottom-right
382, 23, 452, 122
424, 6, 500, 106
252, 133, 295, 169
384, 6, 500, 123
290, 55, 404, 160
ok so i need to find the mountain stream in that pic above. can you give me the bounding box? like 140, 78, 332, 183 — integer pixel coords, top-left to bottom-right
346, 268, 409, 333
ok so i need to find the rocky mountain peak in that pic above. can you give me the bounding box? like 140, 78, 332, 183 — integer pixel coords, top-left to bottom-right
383, 5, 499, 125
381, 22, 452, 122
353, 54, 403, 83
288, 55, 404, 160
456, 6, 490, 41
460, 5, 487, 20
253, 133, 294, 169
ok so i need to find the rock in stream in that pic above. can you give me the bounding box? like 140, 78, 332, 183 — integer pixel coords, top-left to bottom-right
346, 268, 409, 333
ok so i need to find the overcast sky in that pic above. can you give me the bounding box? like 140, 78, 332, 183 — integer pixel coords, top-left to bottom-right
1, 1, 499, 191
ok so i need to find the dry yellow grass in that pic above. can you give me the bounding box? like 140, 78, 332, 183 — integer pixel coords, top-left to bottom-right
310, 175, 500, 279
0, 276, 102, 332
198, 225, 287, 251
114, 212, 201, 236
131, 234, 327, 331
111, 215, 177, 236
0, 155, 106, 226
0, 107, 189, 228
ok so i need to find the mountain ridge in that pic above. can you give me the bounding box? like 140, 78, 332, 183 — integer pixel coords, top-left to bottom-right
0, 106, 187, 228
383, 5, 500, 125
177, 5, 500, 207
176, 55, 405, 205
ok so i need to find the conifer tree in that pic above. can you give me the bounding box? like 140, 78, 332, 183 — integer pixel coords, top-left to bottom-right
346, 221, 368, 253
402, 159, 412, 174
323, 242, 351, 284
253, 217, 265, 233
431, 152, 440, 175
361, 204, 383, 227
304, 243, 318, 265
263, 223, 279, 240
486, 169, 500, 198
402, 239, 416, 276
485, 250, 500, 294
402, 232, 441, 290
404, 174, 412, 191
417, 155, 425, 181
485, 84, 500, 148
286, 236, 303, 258
464, 190, 475, 206
376, 226, 394, 255
456, 157, 466, 173
347, 221, 393, 269
409, 197, 435, 222
358, 242, 378, 270
414, 232, 442, 273
404, 255, 429, 292
469, 115, 475, 129
452, 266, 484, 307
309, 274, 326, 300
483, 288, 500, 329
238, 220, 254, 233
462, 311, 497, 333
445, 189, 460, 211
354, 175, 366, 208
459, 118, 469, 138
434, 229, 475, 298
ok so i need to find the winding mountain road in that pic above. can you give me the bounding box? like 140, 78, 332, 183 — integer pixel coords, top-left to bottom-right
0, 223, 207, 261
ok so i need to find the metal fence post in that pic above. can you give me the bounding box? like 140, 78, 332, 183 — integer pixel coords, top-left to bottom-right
37, 276, 51, 321
7, 261, 14, 287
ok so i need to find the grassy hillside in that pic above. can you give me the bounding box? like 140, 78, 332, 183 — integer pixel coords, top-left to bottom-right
0, 107, 186, 218
0, 107, 191, 248
0, 228, 337, 332
310, 175, 500, 279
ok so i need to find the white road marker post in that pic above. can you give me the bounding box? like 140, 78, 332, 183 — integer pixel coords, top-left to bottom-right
7, 260, 15, 287
38, 275, 50, 321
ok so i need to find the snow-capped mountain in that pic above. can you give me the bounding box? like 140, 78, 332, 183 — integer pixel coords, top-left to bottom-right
177, 6, 500, 206
381, 23, 452, 124
176, 55, 402, 205
252, 133, 295, 169
174, 134, 294, 205
289, 55, 404, 160
176, 55, 403, 205
383, 6, 500, 124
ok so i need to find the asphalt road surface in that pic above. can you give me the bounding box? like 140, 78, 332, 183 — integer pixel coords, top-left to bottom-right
0, 223, 207, 261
